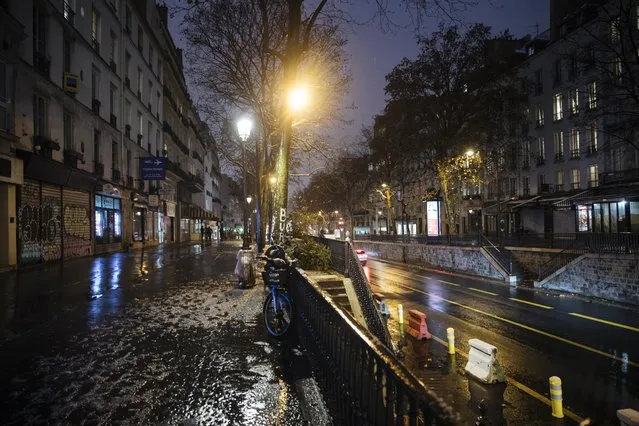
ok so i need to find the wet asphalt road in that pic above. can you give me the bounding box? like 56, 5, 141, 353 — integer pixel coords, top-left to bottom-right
0, 242, 325, 425
365, 258, 639, 425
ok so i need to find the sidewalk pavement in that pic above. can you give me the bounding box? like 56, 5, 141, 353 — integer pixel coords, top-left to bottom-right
0, 241, 329, 425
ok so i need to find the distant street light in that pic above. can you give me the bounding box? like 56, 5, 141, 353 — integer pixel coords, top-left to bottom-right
237, 117, 252, 249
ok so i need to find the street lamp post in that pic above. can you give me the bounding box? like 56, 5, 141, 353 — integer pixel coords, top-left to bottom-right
237, 118, 252, 249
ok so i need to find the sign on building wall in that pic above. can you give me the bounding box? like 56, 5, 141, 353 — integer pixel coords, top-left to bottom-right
139, 157, 165, 180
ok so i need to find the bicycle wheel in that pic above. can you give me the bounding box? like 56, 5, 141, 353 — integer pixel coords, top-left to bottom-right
263, 291, 293, 338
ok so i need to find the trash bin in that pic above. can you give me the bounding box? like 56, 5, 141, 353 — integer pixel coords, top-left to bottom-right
235, 249, 256, 288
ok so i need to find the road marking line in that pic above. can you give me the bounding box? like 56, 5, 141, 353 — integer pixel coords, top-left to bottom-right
568, 312, 639, 332
390, 281, 639, 368
438, 279, 460, 287
509, 298, 554, 310
428, 334, 584, 423
469, 287, 498, 296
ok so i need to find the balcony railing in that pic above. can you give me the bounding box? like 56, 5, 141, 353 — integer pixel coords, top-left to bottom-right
554, 153, 564, 162
91, 35, 100, 52
600, 168, 639, 185
536, 156, 545, 166
586, 145, 598, 156
63, 2, 74, 24
571, 182, 580, 190
570, 149, 580, 160
588, 179, 599, 188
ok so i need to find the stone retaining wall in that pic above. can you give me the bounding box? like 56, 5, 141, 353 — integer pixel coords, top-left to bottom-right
536, 254, 639, 305
354, 241, 505, 281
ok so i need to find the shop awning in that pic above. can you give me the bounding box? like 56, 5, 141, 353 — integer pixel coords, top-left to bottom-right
553, 185, 639, 208
510, 195, 542, 209
552, 190, 591, 208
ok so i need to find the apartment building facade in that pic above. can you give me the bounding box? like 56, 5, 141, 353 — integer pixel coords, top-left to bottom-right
490, 0, 639, 238
0, 0, 220, 269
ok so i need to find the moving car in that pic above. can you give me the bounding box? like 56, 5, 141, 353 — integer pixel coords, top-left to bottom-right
355, 249, 367, 265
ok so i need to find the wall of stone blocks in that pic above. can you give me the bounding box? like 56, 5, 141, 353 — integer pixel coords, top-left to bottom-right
353, 241, 505, 281
536, 254, 639, 305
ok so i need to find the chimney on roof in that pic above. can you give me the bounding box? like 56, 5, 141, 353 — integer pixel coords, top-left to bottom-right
157, 3, 168, 26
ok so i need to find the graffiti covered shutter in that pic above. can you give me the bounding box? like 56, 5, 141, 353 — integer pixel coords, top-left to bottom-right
40, 184, 63, 262
63, 188, 92, 259
18, 179, 42, 264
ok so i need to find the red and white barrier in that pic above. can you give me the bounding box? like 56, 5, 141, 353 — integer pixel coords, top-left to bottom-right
406, 309, 431, 340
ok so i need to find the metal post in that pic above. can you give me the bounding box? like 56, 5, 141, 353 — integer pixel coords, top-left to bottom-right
242, 142, 250, 249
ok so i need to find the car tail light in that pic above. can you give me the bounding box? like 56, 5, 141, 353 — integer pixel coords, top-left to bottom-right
356, 250, 365, 254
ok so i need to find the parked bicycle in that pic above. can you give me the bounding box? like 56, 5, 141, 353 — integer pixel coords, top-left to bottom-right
259, 245, 296, 338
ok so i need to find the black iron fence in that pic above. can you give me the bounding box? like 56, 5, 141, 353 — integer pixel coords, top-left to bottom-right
357, 232, 639, 254
291, 268, 459, 425
357, 234, 481, 247
313, 237, 392, 347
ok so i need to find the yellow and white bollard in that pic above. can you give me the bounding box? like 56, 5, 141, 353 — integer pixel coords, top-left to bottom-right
398, 304, 404, 325
549, 376, 564, 418
447, 327, 455, 355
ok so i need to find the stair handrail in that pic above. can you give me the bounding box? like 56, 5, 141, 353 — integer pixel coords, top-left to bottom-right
537, 248, 586, 282
481, 234, 513, 275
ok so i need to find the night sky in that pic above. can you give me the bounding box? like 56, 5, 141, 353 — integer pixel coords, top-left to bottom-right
168, 0, 549, 156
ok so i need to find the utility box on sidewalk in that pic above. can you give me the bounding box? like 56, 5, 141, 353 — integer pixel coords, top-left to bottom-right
235, 249, 256, 288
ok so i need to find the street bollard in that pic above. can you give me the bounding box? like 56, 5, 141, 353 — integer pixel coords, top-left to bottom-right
447, 327, 456, 355
398, 304, 404, 325
549, 376, 564, 418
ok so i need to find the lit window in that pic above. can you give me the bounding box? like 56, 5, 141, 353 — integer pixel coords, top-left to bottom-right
536, 104, 544, 126
569, 88, 579, 115
588, 164, 598, 187
553, 93, 563, 121
587, 81, 597, 110
554, 132, 564, 158
571, 168, 581, 189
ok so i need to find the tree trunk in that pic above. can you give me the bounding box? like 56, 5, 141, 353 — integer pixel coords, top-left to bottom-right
272, 0, 302, 244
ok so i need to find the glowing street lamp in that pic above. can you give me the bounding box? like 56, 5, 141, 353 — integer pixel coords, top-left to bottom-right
288, 86, 309, 111
237, 117, 252, 249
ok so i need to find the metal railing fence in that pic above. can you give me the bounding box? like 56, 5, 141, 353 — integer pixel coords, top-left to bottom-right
313, 236, 391, 346
357, 232, 639, 254
291, 268, 459, 425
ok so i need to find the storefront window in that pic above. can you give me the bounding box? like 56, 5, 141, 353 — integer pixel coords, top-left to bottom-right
593, 203, 601, 232
602, 204, 610, 233
630, 202, 639, 232
95, 195, 122, 244
577, 205, 589, 232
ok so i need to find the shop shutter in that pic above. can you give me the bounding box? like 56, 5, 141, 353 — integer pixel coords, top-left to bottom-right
18, 179, 42, 264
40, 184, 63, 262
63, 188, 92, 259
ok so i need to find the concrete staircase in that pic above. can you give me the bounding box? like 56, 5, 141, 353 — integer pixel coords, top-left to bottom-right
312, 275, 353, 316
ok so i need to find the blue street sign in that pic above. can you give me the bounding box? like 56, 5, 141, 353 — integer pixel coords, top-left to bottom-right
139, 157, 166, 180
